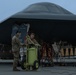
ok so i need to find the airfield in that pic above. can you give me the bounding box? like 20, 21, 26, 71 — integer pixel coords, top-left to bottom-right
0, 64, 76, 75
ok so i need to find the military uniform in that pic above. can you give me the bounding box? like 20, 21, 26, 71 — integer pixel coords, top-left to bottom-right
12, 35, 21, 70
25, 35, 41, 65
25, 35, 40, 46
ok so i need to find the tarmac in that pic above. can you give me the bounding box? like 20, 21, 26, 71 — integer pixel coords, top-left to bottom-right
0, 64, 76, 75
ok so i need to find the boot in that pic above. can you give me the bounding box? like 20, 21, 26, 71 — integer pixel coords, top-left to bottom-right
13, 61, 20, 71
13, 68, 20, 71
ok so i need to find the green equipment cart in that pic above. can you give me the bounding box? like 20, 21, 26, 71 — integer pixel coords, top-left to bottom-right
21, 44, 39, 70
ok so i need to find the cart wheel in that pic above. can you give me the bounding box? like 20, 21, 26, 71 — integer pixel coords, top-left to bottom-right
33, 60, 39, 70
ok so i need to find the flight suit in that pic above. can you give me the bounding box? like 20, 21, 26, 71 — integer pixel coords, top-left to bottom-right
12, 35, 21, 70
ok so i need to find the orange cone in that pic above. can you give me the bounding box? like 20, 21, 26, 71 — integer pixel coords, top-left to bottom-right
60, 48, 64, 57
65, 48, 69, 56
70, 48, 73, 56
75, 48, 76, 56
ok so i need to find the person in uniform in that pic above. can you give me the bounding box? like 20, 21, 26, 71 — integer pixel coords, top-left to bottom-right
48, 47, 54, 66
25, 33, 40, 46
12, 31, 21, 71
52, 42, 59, 62
25, 33, 41, 65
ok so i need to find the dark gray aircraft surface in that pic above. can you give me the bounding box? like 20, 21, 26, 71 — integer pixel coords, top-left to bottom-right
0, 2, 76, 45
